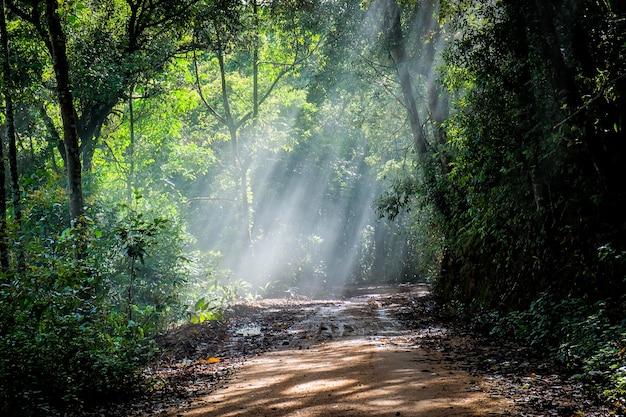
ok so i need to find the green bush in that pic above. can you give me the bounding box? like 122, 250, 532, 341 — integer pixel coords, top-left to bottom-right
0, 200, 190, 416
483, 292, 626, 412
580, 335, 626, 412
0, 263, 148, 415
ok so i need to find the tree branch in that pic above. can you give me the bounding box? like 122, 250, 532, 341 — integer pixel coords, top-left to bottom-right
193, 48, 227, 125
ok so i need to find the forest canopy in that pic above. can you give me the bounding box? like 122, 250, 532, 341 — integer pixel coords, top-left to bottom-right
0, 0, 624, 415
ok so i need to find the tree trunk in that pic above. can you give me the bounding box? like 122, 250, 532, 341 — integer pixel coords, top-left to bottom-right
77, 104, 110, 174
217, 51, 253, 252
428, 80, 450, 169
373, 221, 387, 281
45, 0, 84, 225
0, 0, 8, 271
385, 0, 428, 159
0, 0, 22, 267
0, 130, 7, 272
38, 102, 66, 168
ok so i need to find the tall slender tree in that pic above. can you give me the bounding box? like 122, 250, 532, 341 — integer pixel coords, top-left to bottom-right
192, 0, 320, 256
6, 0, 84, 224
0, 0, 23, 267
44, 0, 84, 224
383, 0, 427, 159
0, 0, 14, 269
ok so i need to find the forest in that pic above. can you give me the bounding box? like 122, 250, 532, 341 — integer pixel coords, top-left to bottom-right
0, 0, 624, 415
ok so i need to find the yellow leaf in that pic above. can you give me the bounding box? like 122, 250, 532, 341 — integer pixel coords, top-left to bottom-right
198, 357, 222, 364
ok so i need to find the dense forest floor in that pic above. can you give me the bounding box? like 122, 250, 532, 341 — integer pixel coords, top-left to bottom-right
81, 284, 611, 416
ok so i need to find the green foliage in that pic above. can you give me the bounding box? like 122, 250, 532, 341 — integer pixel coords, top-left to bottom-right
110, 201, 175, 321
0, 238, 147, 415
186, 278, 250, 323
104, 200, 191, 327
431, 0, 626, 310
581, 338, 626, 412
0, 180, 191, 415
189, 296, 224, 323
428, 6, 626, 413
181, 250, 252, 323
483, 293, 626, 413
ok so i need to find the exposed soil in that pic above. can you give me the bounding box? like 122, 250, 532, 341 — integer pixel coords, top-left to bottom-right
87, 284, 611, 417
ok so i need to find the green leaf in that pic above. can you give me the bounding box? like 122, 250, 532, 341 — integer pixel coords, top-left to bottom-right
194, 297, 207, 310
190, 314, 199, 324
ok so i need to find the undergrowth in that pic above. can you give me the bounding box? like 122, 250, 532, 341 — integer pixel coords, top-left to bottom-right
472, 293, 626, 414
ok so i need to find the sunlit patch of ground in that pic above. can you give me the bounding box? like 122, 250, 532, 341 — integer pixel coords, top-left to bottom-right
176, 338, 506, 417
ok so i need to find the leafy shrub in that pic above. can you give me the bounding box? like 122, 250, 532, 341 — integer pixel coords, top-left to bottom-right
182, 250, 252, 323
0, 200, 191, 416
579, 335, 626, 413
483, 292, 626, 412
107, 202, 190, 326
0, 255, 148, 415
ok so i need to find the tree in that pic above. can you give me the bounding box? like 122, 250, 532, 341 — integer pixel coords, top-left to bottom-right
191, 0, 321, 259
6, 0, 199, 224
70, 0, 197, 173
7, 0, 84, 223
0, 0, 23, 267
8, 0, 196, 174
44, 0, 84, 224
0, 0, 13, 270
383, 0, 428, 158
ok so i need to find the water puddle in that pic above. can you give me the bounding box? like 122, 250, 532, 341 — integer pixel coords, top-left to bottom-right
235, 325, 262, 337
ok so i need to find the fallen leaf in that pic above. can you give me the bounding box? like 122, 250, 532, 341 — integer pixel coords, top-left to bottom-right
198, 357, 221, 364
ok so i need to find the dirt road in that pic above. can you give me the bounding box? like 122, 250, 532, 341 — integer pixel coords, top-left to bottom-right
166, 285, 510, 416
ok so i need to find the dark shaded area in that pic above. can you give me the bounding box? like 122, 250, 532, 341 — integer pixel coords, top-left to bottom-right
429, 0, 626, 310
